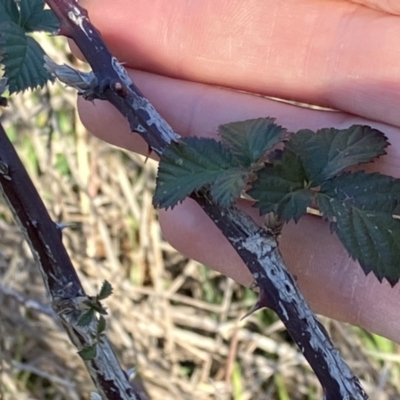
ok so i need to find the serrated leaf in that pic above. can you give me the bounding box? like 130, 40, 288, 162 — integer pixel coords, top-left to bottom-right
0, 0, 19, 24
0, 21, 52, 92
320, 172, 400, 213
97, 316, 107, 336
317, 172, 400, 285
96, 304, 108, 315
78, 345, 97, 360
286, 125, 389, 185
97, 280, 113, 300
86, 298, 107, 315
210, 168, 247, 207
219, 118, 286, 166
248, 150, 313, 222
77, 308, 95, 327
154, 137, 241, 209
19, 0, 59, 32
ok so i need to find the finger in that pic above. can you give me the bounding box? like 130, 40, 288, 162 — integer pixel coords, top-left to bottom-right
78, 0, 400, 127
159, 199, 400, 343
79, 70, 400, 341
349, 0, 400, 14
78, 69, 400, 178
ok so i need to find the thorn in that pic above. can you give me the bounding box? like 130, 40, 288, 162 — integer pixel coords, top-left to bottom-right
125, 367, 137, 381
54, 222, 75, 241
55, 222, 75, 230
240, 289, 272, 320
144, 146, 152, 163
240, 300, 263, 321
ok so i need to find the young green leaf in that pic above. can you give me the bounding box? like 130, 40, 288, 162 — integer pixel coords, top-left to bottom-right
89, 300, 108, 315
248, 150, 313, 222
0, 21, 52, 93
77, 308, 95, 327
286, 125, 389, 185
317, 172, 400, 285
19, 0, 59, 33
96, 316, 107, 336
219, 118, 286, 167
78, 345, 97, 361
97, 280, 113, 300
154, 137, 243, 208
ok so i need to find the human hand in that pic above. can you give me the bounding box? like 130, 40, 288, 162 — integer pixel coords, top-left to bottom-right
76, 0, 400, 343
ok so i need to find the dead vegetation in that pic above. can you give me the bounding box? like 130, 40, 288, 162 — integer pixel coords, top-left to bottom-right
0, 38, 399, 400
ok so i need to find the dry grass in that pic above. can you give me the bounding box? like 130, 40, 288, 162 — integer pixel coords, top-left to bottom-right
0, 37, 400, 400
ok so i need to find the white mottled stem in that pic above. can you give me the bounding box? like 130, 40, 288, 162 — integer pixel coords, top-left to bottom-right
45, 0, 370, 398
195, 196, 369, 400
0, 121, 139, 400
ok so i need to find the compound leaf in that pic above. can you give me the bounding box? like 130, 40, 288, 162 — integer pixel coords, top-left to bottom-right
0, 21, 52, 93
249, 150, 313, 222
20, 0, 59, 32
317, 172, 400, 285
287, 125, 388, 185
219, 118, 286, 167
154, 137, 241, 208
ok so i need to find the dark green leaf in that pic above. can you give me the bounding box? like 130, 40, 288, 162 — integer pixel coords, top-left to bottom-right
96, 304, 108, 315
287, 125, 388, 185
77, 309, 95, 327
319, 172, 400, 213
78, 345, 97, 360
219, 118, 286, 166
317, 172, 400, 285
83, 299, 93, 308
97, 280, 113, 300
154, 137, 241, 209
210, 168, 248, 207
248, 150, 313, 222
0, 21, 53, 93
97, 316, 107, 336
19, 0, 59, 32
0, 0, 19, 24
87, 299, 108, 315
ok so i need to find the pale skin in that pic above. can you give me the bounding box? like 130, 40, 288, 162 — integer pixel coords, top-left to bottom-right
76, 0, 400, 343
